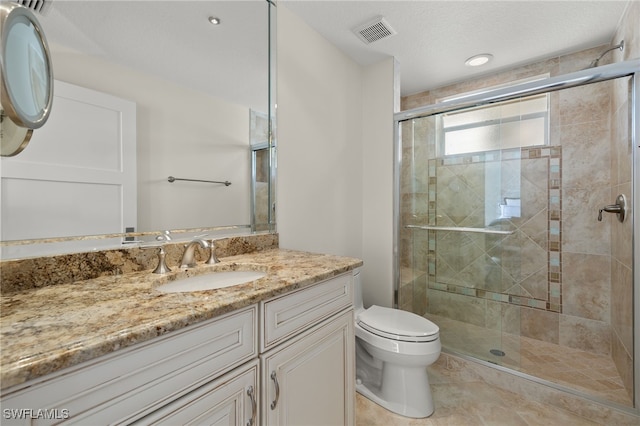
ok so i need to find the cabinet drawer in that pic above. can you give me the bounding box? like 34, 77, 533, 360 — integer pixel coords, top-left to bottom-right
261, 273, 352, 351
1, 305, 258, 425
135, 360, 259, 426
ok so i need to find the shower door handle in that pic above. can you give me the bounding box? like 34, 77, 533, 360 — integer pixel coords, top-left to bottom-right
598, 194, 626, 223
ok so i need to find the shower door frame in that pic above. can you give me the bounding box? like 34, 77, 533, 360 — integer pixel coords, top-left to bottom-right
392, 59, 640, 412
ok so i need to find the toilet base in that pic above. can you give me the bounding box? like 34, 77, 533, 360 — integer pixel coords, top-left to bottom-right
355, 363, 435, 418
356, 380, 434, 418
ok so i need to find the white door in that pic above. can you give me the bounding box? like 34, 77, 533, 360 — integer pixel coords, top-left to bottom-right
0, 80, 136, 242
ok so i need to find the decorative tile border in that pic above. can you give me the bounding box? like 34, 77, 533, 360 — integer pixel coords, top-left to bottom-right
546, 148, 562, 312
427, 146, 562, 313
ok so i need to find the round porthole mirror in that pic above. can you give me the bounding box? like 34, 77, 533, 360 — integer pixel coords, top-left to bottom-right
0, 2, 53, 156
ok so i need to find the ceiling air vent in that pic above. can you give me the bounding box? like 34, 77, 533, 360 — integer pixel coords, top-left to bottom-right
15, 0, 53, 15
353, 16, 397, 45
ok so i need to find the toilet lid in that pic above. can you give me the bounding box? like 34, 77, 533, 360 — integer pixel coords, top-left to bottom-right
357, 305, 439, 342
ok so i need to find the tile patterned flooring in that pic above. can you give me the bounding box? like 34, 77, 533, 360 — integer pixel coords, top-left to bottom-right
424, 314, 633, 407
355, 353, 636, 425
356, 373, 598, 425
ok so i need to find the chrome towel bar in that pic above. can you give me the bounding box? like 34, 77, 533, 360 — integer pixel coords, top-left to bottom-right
168, 176, 231, 186
405, 225, 514, 235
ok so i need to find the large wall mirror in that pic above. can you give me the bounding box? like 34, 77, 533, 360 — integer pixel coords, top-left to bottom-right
0, 0, 276, 259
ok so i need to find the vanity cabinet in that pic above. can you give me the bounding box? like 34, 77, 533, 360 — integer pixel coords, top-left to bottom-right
0, 272, 355, 426
0, 306, 258, 425
259, 272, 355, 426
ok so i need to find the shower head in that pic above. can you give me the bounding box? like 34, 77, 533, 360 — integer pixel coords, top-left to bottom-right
586, 40, 624, 69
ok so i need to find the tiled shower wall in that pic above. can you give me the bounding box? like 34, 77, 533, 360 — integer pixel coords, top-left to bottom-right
400, 0, 637, 398
401, 77, 614, 354
610, 0, 638, 399
427, 147, 562, 308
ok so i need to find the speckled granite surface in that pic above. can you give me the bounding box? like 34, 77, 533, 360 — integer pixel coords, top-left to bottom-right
0, 248, 362, 390
1, 234, 279, 294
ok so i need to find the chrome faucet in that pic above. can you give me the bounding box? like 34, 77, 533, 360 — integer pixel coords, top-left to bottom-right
180, 239, 210, 268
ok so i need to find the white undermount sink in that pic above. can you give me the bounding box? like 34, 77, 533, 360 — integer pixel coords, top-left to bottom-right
156, 271, 266, 293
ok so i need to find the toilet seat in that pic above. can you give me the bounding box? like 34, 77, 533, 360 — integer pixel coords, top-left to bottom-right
357, 306, 439, 343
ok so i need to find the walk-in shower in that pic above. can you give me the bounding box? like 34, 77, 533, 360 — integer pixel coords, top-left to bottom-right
394, 59, 639, 412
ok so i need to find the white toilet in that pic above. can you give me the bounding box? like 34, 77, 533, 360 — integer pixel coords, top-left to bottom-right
353, 269, 441, 418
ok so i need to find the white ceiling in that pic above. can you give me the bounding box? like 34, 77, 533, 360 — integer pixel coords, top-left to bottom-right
38, 0, 271, 110
36, 0, 630, 105
283, 0, 630, 96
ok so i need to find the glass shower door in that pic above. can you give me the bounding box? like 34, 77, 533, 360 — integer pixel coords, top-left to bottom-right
399, 113, 534, 368
397, 72, 636, 407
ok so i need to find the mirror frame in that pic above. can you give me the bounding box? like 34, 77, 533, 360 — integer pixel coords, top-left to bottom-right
0, 2, 53, 158
0, 2, 54, 130
0, 111, 33, 157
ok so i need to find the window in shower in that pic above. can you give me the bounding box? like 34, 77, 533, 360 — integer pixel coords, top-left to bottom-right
439, 93, 549, 156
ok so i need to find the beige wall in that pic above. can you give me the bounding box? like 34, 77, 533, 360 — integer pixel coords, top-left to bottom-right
277, 5, 396, 308
361, 58, 398, 308
276, 5, 363, 258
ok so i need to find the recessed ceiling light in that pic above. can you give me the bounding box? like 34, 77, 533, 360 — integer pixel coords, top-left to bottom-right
208, 16, 221, 25
465, 54, 493, 67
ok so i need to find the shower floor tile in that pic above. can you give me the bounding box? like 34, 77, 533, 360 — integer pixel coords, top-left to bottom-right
424, 313, 633, 407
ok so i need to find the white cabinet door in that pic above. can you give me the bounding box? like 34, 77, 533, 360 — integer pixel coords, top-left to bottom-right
135, 360, 259, 426
261, 310, 354, 426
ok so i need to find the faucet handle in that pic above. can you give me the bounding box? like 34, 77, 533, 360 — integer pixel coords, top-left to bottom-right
142, 245, 172, 274
598, 194, 626, 223
206, 240, 220, 264
155, 230, 172, 241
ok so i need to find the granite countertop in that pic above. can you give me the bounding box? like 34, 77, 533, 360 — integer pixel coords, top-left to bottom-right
0, 248, 362, 390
